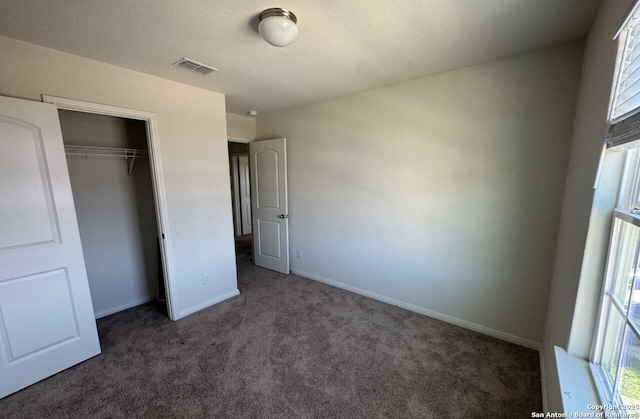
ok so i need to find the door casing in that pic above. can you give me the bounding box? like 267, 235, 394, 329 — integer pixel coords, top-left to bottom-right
42, 95, 177, 320
238, 155, 252, 235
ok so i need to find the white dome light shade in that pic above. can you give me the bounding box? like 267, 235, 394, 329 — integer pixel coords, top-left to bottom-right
258, 8, 298, 47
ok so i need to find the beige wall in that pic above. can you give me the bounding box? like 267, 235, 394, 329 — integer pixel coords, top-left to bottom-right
226, 112, 256, 141
542, 0, 634, 412
0, 35, 238, 319
257, 43, 583, 347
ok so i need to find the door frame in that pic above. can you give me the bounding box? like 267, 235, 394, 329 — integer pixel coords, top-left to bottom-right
236, 154, 252, 235
229, 153, 242, 237
229, 152, 251, 237
41, 95, 177, 320
228, 135, 252, 144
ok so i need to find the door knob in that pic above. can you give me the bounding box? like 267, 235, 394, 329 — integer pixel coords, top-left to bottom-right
278, 214, 289, 219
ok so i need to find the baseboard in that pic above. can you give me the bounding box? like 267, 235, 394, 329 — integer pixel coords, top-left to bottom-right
175, 289, 240, 320
292, 268, 541, 350
94, 295, 155, 319
540, 348, 549, 412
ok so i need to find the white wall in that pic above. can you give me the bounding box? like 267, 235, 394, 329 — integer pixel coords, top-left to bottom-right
542, 0, 634, 412
59, 111, 160, 318
226, 112, 256, 141
257, 43, 583, 347
0, 35, 238, 319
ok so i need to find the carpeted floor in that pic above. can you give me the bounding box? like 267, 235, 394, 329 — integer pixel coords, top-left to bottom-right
0, 235, 542, 418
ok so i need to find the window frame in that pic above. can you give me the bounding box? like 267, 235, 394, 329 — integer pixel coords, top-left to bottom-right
590, 2, 640, 407
590, 150, 640, 413
606, 2, 640, 149
609, 23, 638, 124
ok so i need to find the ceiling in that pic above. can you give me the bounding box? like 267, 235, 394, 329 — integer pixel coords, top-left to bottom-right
0, 0, 602, 115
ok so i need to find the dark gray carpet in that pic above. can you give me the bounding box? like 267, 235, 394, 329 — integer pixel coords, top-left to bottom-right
0, 235, 541, 418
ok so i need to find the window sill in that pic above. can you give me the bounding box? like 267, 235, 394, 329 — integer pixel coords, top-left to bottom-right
555, 346, 601, 413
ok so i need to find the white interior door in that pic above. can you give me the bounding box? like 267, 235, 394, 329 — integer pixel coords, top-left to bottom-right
238, 155, 252, 235
0, 96, 101, 398
249, 138, 289, 274
230, 156, 242, 237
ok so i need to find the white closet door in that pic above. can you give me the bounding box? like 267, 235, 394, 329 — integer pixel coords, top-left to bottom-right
0, 96, 101, 398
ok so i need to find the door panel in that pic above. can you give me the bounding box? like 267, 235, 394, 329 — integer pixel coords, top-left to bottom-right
0, 118, 60, 250
257, 220, 281, 258
249, 138, 289, 274
0, 269, 79, 359
255, 150, 279, 208
0, 96, 101, 398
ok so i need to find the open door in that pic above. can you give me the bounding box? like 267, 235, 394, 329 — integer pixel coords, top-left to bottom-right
249, 138, 289, 274
0, 96, 101, 398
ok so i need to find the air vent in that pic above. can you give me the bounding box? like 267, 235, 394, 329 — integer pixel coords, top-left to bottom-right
173, 58, 219, 75
194, 66, 216, 75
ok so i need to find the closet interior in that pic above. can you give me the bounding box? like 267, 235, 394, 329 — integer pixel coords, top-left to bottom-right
59, 110, 166, 319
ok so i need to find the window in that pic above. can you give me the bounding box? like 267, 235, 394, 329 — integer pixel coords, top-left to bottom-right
611, 23, 640, 122
592, 150, 640, 415
591, 2, 640, 415
607, 2, 640, 149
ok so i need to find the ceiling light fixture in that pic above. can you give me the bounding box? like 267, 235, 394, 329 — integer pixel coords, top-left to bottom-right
258, 8, 298, 47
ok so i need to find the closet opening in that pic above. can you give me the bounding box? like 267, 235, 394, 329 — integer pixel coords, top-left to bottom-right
228, 141, 253, 263
59, 110, 168, 319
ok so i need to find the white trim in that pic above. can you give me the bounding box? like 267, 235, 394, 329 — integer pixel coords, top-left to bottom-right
175, 289, 240, 319
41, 94, 178, 321
590, 363, 615, 406
555, 347, 600, 413
94, 296, 155, 319
43, 95, 153, 120
228, 135, 252, 144
292, 268, 541, 350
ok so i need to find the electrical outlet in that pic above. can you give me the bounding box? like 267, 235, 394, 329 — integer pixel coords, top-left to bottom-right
202, 273, 210, 285
296, 249, 302, 259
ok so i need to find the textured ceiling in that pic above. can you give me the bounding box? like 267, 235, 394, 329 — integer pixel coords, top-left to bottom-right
0, 0, 601, 114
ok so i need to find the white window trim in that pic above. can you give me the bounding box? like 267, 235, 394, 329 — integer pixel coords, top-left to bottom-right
590, 149, 640, 414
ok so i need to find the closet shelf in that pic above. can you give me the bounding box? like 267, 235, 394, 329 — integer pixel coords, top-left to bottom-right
64, 145, 148, 158
64, 145, 148, 177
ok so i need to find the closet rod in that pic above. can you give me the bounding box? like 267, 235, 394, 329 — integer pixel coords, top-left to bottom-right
64, 144, 148, 158
64, 145, 148, 177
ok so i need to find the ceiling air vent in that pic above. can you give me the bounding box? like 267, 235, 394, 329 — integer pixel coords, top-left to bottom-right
173, 58, 219, 75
